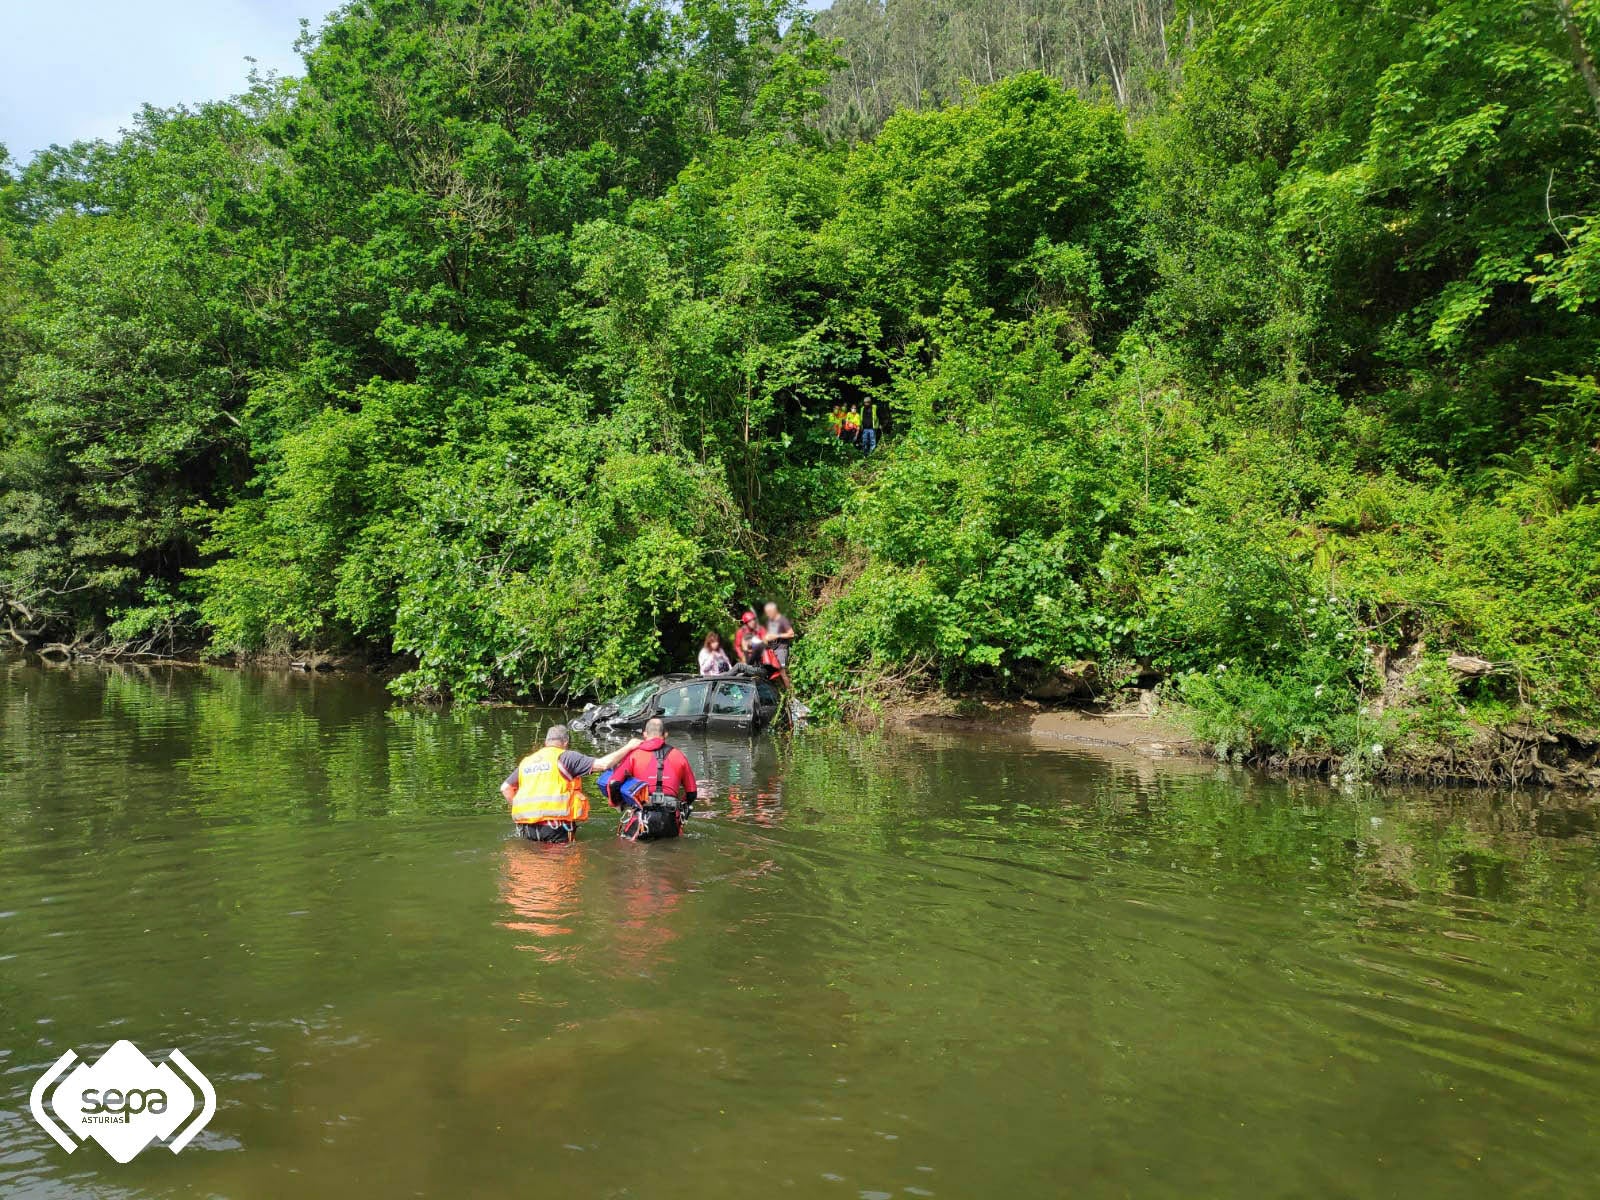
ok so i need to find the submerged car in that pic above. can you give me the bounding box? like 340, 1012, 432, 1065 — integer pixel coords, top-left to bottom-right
571, 673, 787, 735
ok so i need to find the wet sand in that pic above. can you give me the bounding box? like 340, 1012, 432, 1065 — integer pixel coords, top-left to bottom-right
888, 698, 1196, 756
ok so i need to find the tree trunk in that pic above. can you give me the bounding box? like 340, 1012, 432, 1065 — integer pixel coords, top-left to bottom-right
1555, 0, 1600, 122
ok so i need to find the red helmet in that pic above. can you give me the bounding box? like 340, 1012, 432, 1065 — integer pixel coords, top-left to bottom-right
740, 610, 757, 623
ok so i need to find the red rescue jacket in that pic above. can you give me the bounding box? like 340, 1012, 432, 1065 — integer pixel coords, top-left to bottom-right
612, 737, 698, 802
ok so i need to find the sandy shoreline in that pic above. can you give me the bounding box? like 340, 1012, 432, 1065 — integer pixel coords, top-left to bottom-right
882, 697, 1198, 756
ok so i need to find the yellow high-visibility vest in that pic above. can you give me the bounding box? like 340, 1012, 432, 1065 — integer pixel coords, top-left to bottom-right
511, 746, 589, 824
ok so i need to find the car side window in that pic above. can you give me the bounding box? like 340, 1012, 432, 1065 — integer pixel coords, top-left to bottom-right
710, 682, 755, 717
655, 682, 710, 717
756, 681, 779, 706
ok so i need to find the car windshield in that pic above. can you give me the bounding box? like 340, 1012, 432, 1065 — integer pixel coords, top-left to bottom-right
608, 680, 659, 718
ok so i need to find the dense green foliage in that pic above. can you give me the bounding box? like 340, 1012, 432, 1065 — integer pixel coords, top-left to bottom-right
2, 0, 1599, 770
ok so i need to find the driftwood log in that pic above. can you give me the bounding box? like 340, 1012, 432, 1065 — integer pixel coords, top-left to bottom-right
1445, 653, 1499, 678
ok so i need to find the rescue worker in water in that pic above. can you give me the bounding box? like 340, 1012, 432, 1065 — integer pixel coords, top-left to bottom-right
501, 724, 641, 843
602, 717, 698, 840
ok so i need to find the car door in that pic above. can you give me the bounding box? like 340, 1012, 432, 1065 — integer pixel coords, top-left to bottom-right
754, 680, 781, 729
651, 681, 710, 731
708, 680, 757, 730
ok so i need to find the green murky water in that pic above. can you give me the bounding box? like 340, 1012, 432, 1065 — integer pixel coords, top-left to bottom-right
2, 659, 1599, 1198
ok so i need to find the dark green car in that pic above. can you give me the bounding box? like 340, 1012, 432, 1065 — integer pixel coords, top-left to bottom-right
572, 673, 785, 735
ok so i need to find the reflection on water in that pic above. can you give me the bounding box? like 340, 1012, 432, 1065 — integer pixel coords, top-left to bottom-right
2, 657, 1599, 1199
498, 840, 588, 956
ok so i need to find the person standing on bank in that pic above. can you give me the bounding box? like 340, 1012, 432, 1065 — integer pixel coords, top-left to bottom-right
501, 725, 640, 843
763, 601, 795, 688
859, 400, 879, 454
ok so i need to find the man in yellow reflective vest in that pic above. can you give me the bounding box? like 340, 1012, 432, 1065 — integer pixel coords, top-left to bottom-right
501, 724, 640, 843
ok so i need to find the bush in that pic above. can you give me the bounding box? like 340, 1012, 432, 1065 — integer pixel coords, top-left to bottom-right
389, 444, 747, 701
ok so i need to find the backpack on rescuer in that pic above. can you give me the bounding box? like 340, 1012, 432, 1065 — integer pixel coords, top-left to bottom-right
600, 747, 687, 842
619, 800, 683, 841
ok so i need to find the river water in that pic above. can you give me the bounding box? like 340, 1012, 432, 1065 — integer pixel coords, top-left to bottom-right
1, 660, 1598, 1198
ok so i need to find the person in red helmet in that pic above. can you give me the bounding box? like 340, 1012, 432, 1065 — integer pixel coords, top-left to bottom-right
733, 610, 767, 669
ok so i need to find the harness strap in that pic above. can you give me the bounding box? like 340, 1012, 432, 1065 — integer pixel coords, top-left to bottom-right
654, 746, 670, 797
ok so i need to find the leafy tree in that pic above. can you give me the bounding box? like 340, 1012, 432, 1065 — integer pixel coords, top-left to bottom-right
1152, 0, 1600, 465
0, 99, 282, 642
826, 72, 1146, 340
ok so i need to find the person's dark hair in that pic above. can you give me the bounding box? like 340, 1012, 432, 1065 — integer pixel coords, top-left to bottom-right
703, 631, 723, 650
